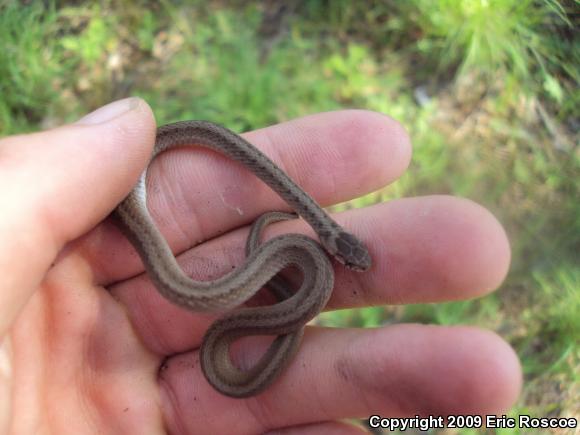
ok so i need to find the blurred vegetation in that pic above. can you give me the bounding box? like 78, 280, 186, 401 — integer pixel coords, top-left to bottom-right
0, 0, 578, 430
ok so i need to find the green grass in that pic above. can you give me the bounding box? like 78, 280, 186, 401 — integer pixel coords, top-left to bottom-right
0, 0, 577, 428
0, 1, 64, 132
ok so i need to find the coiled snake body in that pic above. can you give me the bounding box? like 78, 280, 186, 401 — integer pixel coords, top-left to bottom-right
113, 121, 371, 397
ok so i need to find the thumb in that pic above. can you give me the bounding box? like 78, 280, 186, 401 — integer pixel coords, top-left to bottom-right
0, 97, 155, 335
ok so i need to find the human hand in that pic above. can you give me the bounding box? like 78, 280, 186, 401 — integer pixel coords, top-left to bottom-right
1, 98, 520, 434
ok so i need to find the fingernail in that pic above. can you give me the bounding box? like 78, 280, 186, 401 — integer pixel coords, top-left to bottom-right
77, 97, 141, 125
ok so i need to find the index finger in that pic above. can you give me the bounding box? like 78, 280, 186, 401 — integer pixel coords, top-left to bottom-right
84, 110, 412, 284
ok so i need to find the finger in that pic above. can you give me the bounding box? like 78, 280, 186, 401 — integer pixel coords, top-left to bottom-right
329, 195, 511, 308
0, 98, 155, 335
226, 194, 511, 308
111, 195, 509, 355
159, 325, 521, 434
81, 110, 411, 283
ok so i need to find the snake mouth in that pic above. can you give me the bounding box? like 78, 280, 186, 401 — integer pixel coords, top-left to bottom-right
344, 260, 371, 272
335, 251, 371, 272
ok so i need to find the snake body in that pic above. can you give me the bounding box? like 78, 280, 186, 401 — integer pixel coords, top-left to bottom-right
113, 121, 371, 397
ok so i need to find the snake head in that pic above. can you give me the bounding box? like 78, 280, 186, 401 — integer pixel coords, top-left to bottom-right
322, 230, 371, 272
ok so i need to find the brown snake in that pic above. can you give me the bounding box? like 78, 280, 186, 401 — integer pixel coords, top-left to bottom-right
113, 121, 371, 398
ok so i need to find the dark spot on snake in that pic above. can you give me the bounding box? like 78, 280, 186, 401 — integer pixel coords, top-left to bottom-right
335, 232, 355, 257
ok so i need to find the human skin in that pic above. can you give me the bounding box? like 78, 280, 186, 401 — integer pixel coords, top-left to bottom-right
0, 98, 520, 434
